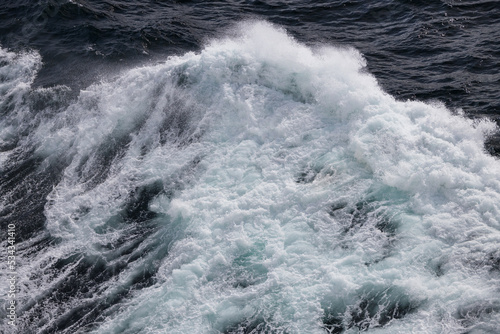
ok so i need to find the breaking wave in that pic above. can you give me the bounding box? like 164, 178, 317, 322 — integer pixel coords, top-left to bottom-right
1, 21, 500, 333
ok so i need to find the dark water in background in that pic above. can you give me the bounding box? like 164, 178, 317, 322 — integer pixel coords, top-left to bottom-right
2, 1, 499, 117
1, 1, 500, 333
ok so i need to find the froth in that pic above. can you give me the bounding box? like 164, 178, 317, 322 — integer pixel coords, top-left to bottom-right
4, 21, 500, 333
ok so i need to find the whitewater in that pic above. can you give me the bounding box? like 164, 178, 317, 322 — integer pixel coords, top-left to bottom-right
1, 21, 500, 333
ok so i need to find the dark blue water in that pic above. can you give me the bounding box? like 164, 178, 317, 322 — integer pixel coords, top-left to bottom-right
3, 1, 499, 113
1, 1, 500, 333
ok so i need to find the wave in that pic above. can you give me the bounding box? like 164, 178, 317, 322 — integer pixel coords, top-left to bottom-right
1, 21, 500, 333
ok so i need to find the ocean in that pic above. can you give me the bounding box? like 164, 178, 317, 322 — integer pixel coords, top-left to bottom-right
1, 1, 500, 333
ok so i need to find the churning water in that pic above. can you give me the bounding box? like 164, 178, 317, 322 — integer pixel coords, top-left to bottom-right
1, 1, 500, 333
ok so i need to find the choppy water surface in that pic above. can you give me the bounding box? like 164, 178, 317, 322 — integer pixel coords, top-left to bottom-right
1, 1, 500, 333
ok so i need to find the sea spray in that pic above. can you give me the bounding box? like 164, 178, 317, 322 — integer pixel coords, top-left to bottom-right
1, 21, 500, 333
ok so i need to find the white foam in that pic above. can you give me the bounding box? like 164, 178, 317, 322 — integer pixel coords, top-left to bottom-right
5, 21, 500, 333
87, 22, 500, 333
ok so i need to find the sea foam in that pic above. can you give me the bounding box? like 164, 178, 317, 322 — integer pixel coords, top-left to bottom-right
2, 21, 500, 333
